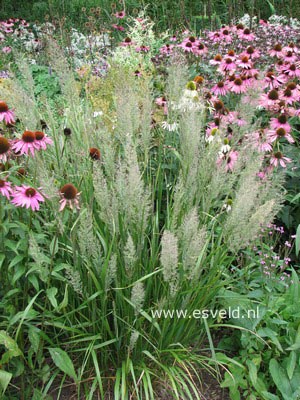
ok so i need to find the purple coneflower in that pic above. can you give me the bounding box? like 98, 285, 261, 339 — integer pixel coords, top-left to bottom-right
0, 179, 12, 199
59, 183, 80, 211
34, 131, 53, 151
12, 131, 37, 156
0, 136, 11, 162
11, 185, 44, 211
0, 101, 15, 124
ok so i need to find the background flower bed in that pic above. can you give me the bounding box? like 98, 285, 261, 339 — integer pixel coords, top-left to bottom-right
0, 6, 300, 400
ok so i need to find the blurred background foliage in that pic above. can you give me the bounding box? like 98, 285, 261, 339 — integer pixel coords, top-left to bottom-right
0, 0, 300, 32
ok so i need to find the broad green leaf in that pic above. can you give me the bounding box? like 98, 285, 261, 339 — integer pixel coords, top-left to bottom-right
46, 287, 58, 309
287, 351, 297, 379
0, 370, 12, 394
48, 348, 77, 381
246, 359, 257, 385
269, 359, 293, 400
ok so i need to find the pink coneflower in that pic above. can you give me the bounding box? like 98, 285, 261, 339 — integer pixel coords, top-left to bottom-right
121, 37, 133, 46
283, 43, 298, 54
0, 136, 11, 162
229, 77, 247, 94
243, 45, 260, 59
236, 55, 252, 69
270, 114, 291, 132
251, 129, 273, 152
12, 131, 37, 156
219, 57, 236, 72
225, 150, 239, 171
220, 28, 232, 43
156, 96, 168, 114
267, 127, 294, 143
270, 152, 291, 168
211, 81, 229, 96
238, 28, 255, 41
114, 10, 126, 18
0, 101, 15, 124
135, 45, 150, 53
34, 131, 53, 150
280, 87, 298, 105
59, 183, 80, 211
281, 63, 300, 78
264, 71, 286, 89
259, 89, 280, 109
207, 31, 223, 43
160, 44, 174, 55
112, 24, 125, 31
11, 185, 44, 211
282, 51, 297, 63
210, 54, 223, 65
192, 42, 207, 56
0, 179, 12, 199
179, 40, 194, 53
2, 46, 11, 54
269, 43, 284, 58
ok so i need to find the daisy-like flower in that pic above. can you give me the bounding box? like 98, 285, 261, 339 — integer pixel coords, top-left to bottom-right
34, 131, 53, 150
219, 57, 236, 73
267, 127, 294, 144
229, 77, 247, 94
11, 185, 44, 211
0, 179, 12, 199
236, 55, 252, 69
270, 114, 291, 132
270, 152, 291, 168
211, 81, 229, 96
281, 63, 300, 78
237, 28, 255, 41
2, 46, 12, 54
264, 71, 286, 89
225, 150, 238, 171
12, 130, 37, 156
0, 101, 15, 124
217, 150, 238, 172
59, 183, 80, 211
155, 96, 168, 114
251, 129, 273, 152
178, 40, 194, 53
0, 136, 11, 162
244, 45, 260, 59
259, 89, 280, 110
192, 42, 207, 56
114, 10, 126, 19
121, 37, 133, 47
282, 51, 297, 63
269, 43, 284, 58
210, 54, 223, 66
280, 87, 298, 105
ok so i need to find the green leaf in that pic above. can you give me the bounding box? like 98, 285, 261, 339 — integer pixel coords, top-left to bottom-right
46, 287, 58, 309
50, 237, 59, 256
48, 348, 77, 382
0, 370, 12, 394
287, 351, 297, 380
0, 331, 23, 365
269, 359, 293, 400
246, 359, 257, 386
